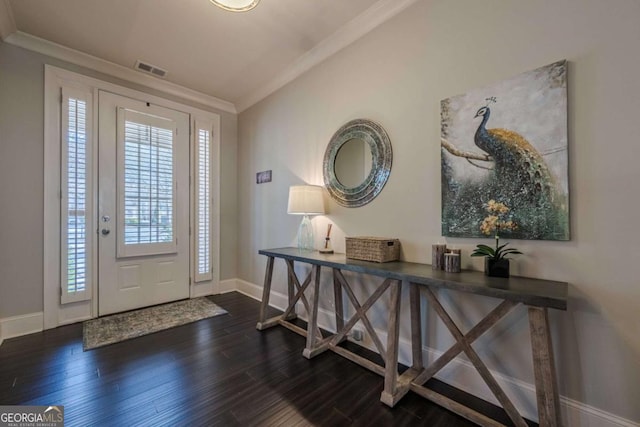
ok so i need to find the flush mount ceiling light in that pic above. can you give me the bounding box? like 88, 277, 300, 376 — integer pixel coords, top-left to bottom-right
209, 0, 260, 12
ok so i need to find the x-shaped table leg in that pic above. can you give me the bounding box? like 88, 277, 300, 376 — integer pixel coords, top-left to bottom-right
256, 258, 322, 341
256, 256, 275, 330
329, 276, 392, 348
302, 264, 323, 358
330, 272, 409, 408
301, 274, 394, 360
335, 269, 388, 360
416, 287, 527, 427
285, 260, 324, 340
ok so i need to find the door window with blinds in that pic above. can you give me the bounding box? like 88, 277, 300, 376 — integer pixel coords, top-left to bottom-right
117, 108, 178, 257
61, 87, 93, 303
194, 120, 213, 282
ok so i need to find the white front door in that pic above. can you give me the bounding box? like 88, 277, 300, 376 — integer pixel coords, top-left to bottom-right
98, 91, 190, 316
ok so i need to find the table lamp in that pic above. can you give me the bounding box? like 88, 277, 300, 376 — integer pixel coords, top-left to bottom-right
287, 185, 325, 251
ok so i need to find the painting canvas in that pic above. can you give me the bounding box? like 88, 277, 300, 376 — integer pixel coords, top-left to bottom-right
441, 60, 569, 240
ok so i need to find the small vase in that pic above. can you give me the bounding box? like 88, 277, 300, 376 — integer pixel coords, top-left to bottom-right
485, 258, 510, 278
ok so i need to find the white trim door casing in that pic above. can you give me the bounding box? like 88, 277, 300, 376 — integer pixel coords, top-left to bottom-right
44, 66, 221, 328
98, 91, 190, 316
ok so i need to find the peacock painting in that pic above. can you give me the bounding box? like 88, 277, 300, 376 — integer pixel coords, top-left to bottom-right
441, 60, 569, 240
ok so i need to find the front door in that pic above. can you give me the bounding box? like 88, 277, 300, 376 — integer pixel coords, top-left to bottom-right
98, 91, 190, 316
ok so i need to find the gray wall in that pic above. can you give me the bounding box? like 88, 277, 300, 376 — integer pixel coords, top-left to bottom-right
237, 0, 640, 421
0, 42, 238, 318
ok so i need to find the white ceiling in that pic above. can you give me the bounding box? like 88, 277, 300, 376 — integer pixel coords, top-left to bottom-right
2, 0, 415, 111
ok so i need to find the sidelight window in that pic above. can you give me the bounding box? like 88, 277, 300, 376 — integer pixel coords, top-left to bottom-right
61, 88, 93, 303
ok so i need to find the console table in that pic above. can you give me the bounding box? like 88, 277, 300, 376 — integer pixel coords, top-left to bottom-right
256, 248, 568, 427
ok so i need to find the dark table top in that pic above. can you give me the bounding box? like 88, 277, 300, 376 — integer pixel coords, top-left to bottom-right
259, 247, 568, 310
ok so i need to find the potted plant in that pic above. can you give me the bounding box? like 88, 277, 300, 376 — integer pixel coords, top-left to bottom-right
471, 200, 522, 277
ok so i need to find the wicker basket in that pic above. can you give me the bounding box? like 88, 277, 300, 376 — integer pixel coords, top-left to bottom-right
345, 237, 400, 263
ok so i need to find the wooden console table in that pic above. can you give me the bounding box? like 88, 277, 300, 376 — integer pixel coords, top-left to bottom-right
256, 247, 568, 427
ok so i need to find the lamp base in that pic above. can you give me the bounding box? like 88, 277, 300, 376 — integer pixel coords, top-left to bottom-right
297, 215, 315, 251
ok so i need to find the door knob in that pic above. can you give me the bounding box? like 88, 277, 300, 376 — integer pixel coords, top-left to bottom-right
101, 228, 111, 236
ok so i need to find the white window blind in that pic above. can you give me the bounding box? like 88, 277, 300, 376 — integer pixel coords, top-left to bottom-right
117, 109, 177, 257
123, 122, 173, 244
61, 87, 93, 303
194, 121, 213, 282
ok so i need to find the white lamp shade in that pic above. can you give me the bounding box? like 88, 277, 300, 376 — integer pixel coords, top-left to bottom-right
209, 0, 260, 12
287, 185, 325, 215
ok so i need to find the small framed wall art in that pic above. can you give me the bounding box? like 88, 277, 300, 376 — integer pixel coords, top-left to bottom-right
256, 170, 272, 184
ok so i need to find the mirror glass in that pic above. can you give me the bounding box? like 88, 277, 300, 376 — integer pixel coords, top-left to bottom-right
334, 138, 372, 188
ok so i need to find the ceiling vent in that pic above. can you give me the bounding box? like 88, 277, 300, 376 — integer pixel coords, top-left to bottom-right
134, 60, 168, 78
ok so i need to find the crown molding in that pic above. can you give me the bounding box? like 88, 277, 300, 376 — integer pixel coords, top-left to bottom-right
4, 31, 237, 114
2, 0, 419, 114
0, 0, 17, 40
235, 0, 420, 113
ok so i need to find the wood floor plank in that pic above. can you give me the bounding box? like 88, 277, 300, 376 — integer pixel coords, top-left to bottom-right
0, 292, 531, 426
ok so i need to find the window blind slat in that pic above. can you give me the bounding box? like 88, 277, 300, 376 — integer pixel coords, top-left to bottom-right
123, 120, 174, 246
62, 94, 91, 300
195, 126, 212, 281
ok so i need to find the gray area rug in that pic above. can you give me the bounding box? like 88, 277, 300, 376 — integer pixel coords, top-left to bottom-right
83, 297, 227, 351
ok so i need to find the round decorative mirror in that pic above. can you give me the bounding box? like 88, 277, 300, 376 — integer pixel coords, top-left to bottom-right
323, 119, 392, 207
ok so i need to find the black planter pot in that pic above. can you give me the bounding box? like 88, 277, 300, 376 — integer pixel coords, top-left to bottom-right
485, 258, 510, 278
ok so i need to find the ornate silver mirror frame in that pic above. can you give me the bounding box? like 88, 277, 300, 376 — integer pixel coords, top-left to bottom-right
323, 119, 392, 208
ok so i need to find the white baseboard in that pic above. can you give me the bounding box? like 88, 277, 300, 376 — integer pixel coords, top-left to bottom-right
233, 278, 264, 301
562, 398, 640, 427
0, 312, 44, 343
219, 278, 240, 294
226, 278, 639, 427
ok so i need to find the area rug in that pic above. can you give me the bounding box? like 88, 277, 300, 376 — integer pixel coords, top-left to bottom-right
83, 297, 227, 351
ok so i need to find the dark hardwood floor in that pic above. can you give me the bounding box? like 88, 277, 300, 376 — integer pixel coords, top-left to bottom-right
0, 292, 528, 426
